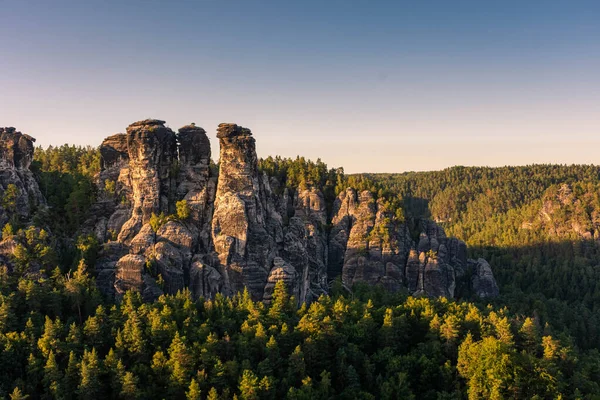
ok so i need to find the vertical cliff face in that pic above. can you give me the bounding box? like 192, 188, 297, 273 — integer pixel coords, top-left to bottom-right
92, 120, 215, 300
0, 128, 45, 225
211, 123, 279, 300
328, 188, 358, 280
117, 119, 178, 243
469, 258, 500, 298
290, 188, 329, 302
336, 190, 412, 291
329, 192, 498, 299
177, 124, 215, 254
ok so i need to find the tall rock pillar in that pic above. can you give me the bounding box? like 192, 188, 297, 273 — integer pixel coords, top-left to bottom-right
212, 123, 277, 300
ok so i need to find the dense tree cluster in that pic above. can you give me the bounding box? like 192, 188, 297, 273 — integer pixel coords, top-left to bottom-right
1, 262, 598, 399
31, 145, 100, 236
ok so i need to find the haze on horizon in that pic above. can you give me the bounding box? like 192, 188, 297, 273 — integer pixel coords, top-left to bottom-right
1, 0, 599, 173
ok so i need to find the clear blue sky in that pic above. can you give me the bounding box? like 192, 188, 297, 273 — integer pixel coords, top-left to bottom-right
1, 0, 599, 172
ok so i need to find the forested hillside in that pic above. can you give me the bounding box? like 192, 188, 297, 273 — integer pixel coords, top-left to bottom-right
1, 134, 600, 398
363, 166, 600, 351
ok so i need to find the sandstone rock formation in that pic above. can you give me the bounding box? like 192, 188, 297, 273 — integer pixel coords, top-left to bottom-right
0, 128, 45, 226
85, 119, 499, 303
330, 192, 496, 299
469, 258, 500, 298
333, 189, 411, 292
92, 120, 216, 300
211, 123, 280, 300
0, 121, 498, 304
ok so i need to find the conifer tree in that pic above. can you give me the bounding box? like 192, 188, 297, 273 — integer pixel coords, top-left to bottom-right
186, 378, 201, 400
78, 348, 101, 399
43, 350, 62, 398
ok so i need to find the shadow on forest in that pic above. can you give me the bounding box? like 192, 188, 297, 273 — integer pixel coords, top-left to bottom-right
467, 238, 600, 350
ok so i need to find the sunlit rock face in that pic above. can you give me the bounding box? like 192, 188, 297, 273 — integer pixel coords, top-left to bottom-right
0, 128, 45, 225
90, 120, 213, 300
211, 123, 281, 300
87, 119, 498, 303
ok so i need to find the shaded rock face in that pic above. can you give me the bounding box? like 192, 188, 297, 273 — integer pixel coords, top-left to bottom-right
263, 257, 299, 303
470, 258, 500, 298
89, 119, 498, 303
278, 188, 329, 303
177, 125, 215, 253
335, 189, 412, 292
0, 128, 45, 225
189, 260, 222, 299
331, 194, 497, 299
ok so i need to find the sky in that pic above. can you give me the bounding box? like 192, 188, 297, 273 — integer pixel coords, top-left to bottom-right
1, 0, 599, 173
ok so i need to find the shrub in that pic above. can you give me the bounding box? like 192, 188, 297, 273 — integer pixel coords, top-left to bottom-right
104, 179, 116, 196
176, 200, 191, 221
1, 223, 14, 238
149, 212, 169, 232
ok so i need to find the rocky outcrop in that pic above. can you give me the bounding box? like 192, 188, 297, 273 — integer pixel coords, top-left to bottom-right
289, 188, 329, 302
0, 128, 45, 226
176, 124, 215, 254
333, 189, 412, 292
0, 121, 498, 303
211, 123, 280, 300
189, 260, 222, 299
87, 119, 498, 303
92, 120, 215, 300
114, 254, 146, 295
469, 258, 500, 298
330, 193, 497, 299
263, 257, 299, 303
328, 188, 358, 280
522, 183, 600, 240
117, 119, 178, 243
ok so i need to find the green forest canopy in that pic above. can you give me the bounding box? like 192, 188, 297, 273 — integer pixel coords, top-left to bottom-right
1, 147, 600, 398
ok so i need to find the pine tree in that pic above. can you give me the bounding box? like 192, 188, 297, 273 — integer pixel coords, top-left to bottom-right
238, 370, 259, 400
287, 346, 306, 386
26, 353, 42, 394
78, 348, 101, 399
43, 350, 63, 398
186, 378, 201, 400
120, 371, 139, 399
66, 322, 81, 351
65, 260, 91, 323
38, 316, 62, 357
206, 387, 219, 400
104, 348, 125, 395
168, 332, 192, 391
268, 280, 290, 321
9, 387, 28, 400
63, 351, 79, 397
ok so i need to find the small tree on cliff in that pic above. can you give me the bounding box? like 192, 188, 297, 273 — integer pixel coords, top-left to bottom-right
2, 184, 18, 213
149, 212, 169, 232
176, 200, 191, 221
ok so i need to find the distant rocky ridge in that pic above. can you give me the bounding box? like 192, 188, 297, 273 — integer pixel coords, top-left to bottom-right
0, 121, 499, 302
